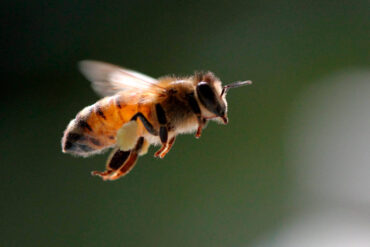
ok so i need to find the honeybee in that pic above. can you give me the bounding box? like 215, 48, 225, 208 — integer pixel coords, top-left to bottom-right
61, 60, 252, 181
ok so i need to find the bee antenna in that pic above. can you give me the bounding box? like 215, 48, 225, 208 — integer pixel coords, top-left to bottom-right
221, 80, 252, 96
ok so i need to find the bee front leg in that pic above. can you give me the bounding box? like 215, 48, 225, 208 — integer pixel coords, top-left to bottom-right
195, 118, 208, 138
186, 92, 205, 138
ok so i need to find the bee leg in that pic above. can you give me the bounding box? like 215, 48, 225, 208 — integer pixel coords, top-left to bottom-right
186, 92, 205, 138
155, 136, 176, 158
154, 127, 168, 158
131, 112, 158, 136
195, 118, 208, 138
91, 147, 131, 179
107, 137, 144, 181
154, 104, 170, 158
138, 138, 150, 156
116, 111, 158, 151
91, 169, 114, 177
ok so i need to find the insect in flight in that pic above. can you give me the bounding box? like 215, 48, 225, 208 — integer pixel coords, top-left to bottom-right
61, 60, 252, 181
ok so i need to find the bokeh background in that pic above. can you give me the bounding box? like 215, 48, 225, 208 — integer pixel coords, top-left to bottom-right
2, 0, 370, 246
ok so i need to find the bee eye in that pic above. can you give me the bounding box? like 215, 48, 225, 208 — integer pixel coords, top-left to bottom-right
196, 82, 225, 116
197, 82, 214, 100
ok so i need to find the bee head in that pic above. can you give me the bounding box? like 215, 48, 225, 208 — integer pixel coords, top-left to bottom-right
195, 72, 252, 124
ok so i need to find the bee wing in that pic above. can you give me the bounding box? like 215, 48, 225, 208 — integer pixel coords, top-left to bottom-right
79, 60, 166, 97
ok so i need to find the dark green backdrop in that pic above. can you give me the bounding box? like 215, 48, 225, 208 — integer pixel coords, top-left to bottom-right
1, 0, 369, 246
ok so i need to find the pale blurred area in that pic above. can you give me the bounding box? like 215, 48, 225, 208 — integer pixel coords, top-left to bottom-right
253, 69, 370, 247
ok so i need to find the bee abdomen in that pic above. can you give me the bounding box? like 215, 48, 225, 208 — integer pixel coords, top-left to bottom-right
61, 98, 126, 156
62, 117, 106, 156
62, 131, 93, 154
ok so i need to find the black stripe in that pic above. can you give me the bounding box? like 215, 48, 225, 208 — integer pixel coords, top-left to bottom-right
78, 119, 92, 131
115, 98, 122, 108
95, 106, 106, 120
89, 137, 101, 146
66, 132, 84, 142
64, 141, 73, 150
77, 143, 94, 152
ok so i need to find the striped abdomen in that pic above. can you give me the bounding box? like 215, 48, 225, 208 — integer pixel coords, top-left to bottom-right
61, 95, 153, 156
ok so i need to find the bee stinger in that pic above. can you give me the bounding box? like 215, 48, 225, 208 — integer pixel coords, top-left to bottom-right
61, 60, 252, 181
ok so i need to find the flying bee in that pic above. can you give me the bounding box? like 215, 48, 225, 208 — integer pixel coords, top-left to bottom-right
61, 60, 252, 181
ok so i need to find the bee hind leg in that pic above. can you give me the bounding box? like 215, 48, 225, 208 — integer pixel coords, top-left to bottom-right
92, 137, 145, 181
138, 138, 150, 156
107, 137, 145, 181
91, 147, 131, 179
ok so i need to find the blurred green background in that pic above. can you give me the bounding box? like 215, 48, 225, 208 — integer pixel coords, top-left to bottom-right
1, 0, 369, 246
